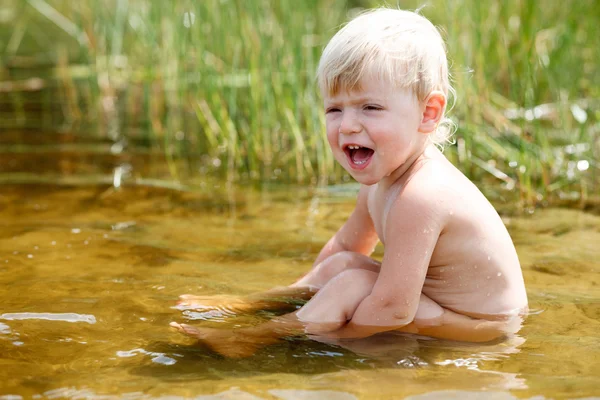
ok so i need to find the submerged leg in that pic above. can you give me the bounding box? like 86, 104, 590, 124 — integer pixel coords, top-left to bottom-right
176, 287, 313, 314
176, 251, 380, 314
171, 269, 378, 358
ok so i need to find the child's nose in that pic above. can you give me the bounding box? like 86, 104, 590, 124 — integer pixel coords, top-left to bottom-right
338, 111, 361, 135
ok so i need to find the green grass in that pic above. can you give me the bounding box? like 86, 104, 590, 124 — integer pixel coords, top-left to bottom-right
0, 0, 598, 209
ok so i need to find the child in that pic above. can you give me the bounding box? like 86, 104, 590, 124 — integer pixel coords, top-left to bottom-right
171, 7, 528, 358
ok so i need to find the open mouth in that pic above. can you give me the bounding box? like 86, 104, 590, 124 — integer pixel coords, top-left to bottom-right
344, 144, 374, 169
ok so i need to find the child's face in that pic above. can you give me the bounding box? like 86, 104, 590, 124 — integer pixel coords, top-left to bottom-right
323, 76, 427, 185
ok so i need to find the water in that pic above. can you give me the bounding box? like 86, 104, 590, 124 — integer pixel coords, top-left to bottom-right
1, 136, 599, 399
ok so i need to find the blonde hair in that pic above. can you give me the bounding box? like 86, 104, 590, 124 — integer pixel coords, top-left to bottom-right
317, 8, 455, 148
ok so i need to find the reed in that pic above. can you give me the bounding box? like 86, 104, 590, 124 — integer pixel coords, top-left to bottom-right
0, 0, 598, 208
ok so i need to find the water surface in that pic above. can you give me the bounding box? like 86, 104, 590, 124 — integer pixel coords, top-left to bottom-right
0, 137, 599, 399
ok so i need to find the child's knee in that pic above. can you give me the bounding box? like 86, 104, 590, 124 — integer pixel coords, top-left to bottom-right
321, 251, 379, 276
330, 268, 378, 296
297, 269, 377, 328
316, 251, 361, 281
325, 251, 359, 267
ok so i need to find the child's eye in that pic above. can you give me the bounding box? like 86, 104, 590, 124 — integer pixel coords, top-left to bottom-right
325, 107, 341, 114
364, 105, 382, 111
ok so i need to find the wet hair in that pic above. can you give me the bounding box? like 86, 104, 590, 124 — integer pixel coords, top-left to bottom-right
317, 8, 455, 148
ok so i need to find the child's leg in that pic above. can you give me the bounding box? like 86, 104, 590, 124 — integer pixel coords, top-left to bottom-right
172, 272, 520, 358
171, 268, 378, 358
177, 251, 380, 313
292, 273, 516, 342
291, 251, 381, 289
396, 294, 522, 343
294, 268, 379, 333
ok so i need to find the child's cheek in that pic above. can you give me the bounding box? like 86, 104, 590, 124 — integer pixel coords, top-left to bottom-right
326, 128, 339, 149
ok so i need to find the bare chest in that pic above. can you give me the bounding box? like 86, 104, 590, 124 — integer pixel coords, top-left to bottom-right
366, 184, 404, 245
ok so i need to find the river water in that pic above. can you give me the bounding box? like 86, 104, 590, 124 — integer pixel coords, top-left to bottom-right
0, 133, 598, 399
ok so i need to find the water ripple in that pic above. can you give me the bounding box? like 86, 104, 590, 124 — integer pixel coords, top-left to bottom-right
116, 348, 178, 365
0, 312, 96, 324
0, 322, 11, 334
181, 309, 234, 322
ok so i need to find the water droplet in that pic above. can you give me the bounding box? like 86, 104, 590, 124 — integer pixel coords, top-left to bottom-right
487, 256, 491, 261
440, 268, 445, 273
34, 246, 39, 250
71, 228, 81, 234
51, 241, 56, 246
83, 241, 89, 245
27, 254, 33, 259
473, 265, 478, 269
497, 272, 502, 277
13, 251, 18, 255
486, 292, 491, 297
449, 210, 454, 215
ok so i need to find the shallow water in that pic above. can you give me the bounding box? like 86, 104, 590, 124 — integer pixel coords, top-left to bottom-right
1, 139, 599, 399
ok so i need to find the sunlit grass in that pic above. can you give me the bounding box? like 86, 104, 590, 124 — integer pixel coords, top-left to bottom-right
0, 0, 598, 209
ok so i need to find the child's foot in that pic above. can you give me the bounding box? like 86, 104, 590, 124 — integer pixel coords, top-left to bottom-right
175, 294, 258, 314
170, 322, 272, 358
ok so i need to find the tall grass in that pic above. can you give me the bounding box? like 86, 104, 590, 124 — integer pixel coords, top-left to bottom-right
423, 0, 600, 208
0, 0, 598, 208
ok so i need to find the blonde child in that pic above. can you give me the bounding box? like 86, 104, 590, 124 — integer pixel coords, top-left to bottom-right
171, 7, 528, 358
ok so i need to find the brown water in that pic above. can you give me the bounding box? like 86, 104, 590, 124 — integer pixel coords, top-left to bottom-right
1, 138, 599, 399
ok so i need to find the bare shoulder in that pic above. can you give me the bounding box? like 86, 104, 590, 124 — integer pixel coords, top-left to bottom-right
382, 157, 459, 242
407, 153, 495, 214
399, 155, 468, 212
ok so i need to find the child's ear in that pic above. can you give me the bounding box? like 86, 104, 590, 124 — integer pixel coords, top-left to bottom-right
418, 91, 446, 134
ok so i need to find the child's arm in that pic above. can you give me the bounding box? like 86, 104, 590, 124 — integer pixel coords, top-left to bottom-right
321, 181, 518, 343
331, 183, 444, 337
312, 186, 379, 266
